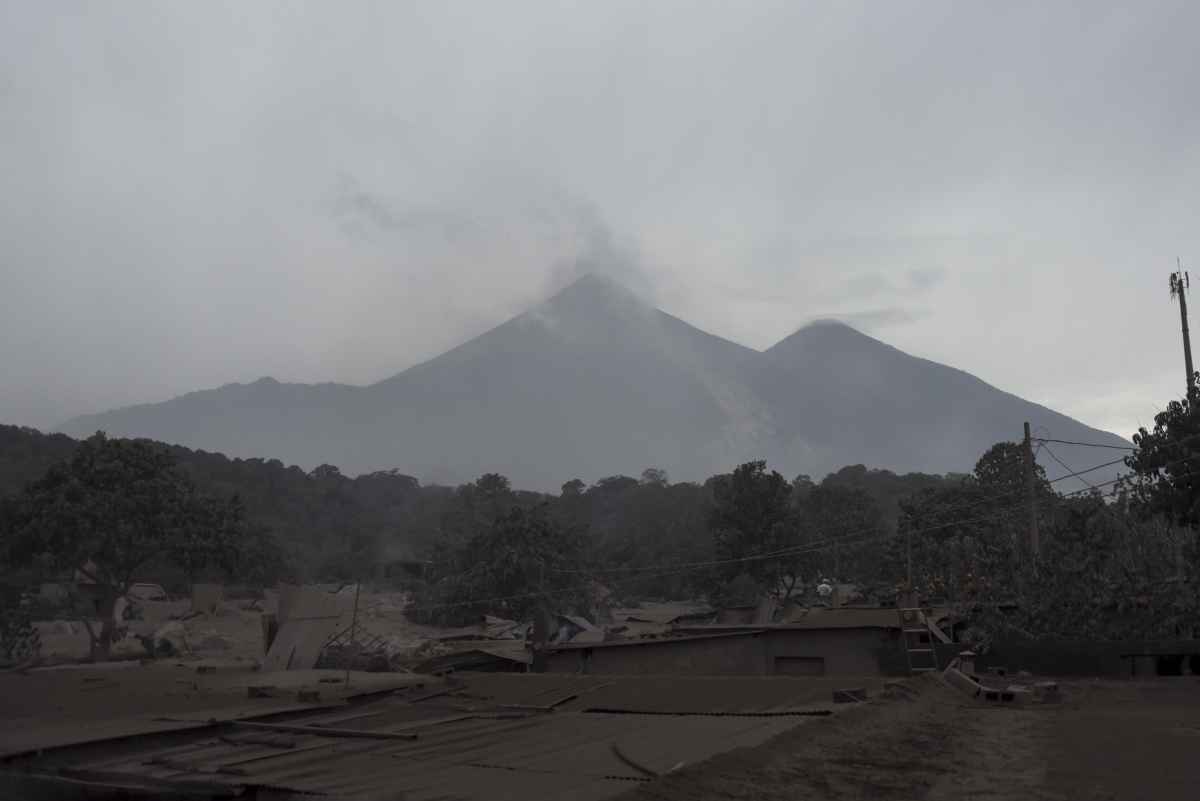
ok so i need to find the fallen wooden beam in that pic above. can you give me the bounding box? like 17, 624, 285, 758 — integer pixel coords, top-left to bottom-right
143, 756, 248, 776
218, 734, 297, 749
611, 742, 659, 778
230, 720, 419, 741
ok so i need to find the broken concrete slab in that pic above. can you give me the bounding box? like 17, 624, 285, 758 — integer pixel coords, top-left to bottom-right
261, 616, 343, 671
277, 584, 341, 624
832, 687, 868, 703
191, 583, 224, 615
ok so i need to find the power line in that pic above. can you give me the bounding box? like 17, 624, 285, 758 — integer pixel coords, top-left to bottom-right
559, 451, 1132, 577
404, 453, 1198, 614
1045, 456, 1127, 485
1040, 443, 1098, 490
1032, 437, 1134, 451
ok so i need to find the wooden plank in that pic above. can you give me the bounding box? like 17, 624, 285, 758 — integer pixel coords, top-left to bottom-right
144, 756, 248, 776
231, 721, 419, 741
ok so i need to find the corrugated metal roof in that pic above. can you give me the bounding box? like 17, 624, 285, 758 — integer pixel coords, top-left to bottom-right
678, 606, 953, 631
414, 641, 532, 673
547, 629, 764, 652
4, 673, 863, 800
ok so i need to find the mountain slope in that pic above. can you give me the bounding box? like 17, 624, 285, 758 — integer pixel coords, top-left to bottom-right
57, 275, 1131, 490
62, 276, 777, 487
757, 320, 1131, 490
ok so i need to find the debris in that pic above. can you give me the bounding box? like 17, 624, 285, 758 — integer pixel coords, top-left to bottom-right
196, 635, 230, 652
553, 614, 601, 644
127, 583, 168, 602
881, 681, 919, 701
1033, 681, 1061, 703
247, 685, 276, 698
832, 687, 868, 703
482, 615, 527, 640
943, 665, 1058, 705
277, 584, 341, 625
261, 587, 341, 671
146, 621, 189, 658
261, 613, 279, 654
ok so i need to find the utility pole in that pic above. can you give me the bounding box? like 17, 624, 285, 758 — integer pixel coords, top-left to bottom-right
1170, 264, 1194, 395
905, 527, 912, 589
1023, 422, 1040, 560
344, 581, 361, 689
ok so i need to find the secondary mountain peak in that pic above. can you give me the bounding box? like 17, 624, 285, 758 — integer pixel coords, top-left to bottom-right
765, 318, 886, 358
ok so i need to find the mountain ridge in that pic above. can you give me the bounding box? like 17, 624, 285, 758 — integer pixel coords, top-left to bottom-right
57, 274, 1130, 490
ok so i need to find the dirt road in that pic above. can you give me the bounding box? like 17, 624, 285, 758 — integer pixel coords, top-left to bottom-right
624, 677, 1200, 801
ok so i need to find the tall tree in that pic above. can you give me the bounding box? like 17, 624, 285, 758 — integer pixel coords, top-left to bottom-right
3, 433, 239, 658
793, 485, 886, 588
1126, 389, 1200, 526
709, 461, 798, 601
412, 505, 588, 626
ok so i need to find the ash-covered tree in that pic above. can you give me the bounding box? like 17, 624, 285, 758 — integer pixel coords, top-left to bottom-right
709, 461, 799, 602
890, 441, 1048, 606
2, 433, 247, 659
792, 484, 886, 590
410, 504, 589, 626
1126, 386, 1200, 526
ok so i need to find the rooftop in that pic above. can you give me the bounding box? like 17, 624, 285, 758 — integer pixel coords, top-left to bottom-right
1, 670, 873, 801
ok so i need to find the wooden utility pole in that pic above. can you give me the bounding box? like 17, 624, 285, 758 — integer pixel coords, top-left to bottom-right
1170, 265, 1194, 394
905, 526, 912, 589
344, 581, 361, 689
1023, 422, 1039, 560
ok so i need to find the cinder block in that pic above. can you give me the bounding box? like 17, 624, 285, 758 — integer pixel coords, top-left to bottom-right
943, 667, 985, 698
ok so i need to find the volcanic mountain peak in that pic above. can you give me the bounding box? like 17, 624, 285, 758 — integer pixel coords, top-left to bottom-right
56, 274, 1131, 490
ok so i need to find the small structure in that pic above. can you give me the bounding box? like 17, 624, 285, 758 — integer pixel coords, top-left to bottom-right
262, 584, 343, 671
546, 606, 958, 677
553, 614, 602, 644
413, 641, 530, 674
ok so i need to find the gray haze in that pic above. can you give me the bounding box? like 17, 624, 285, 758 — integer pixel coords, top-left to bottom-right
3, 2, 1199, 444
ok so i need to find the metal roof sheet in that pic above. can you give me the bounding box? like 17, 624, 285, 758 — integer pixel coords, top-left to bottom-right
547, 629, 765, 652
4, 673, 862, 800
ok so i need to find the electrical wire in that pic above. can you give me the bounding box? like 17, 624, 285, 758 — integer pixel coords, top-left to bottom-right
1032, 437, 1134, 451
1040, 443, 1098, 490
406, 451, 1200, 613
556, 450, 1130, 577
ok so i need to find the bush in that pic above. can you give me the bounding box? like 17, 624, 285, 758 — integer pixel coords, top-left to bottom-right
0, 588, 40, 666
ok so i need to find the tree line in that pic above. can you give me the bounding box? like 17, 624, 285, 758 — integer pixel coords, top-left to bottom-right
4, 385, 1200, 658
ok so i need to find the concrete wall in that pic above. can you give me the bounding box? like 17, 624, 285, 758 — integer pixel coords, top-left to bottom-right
764, 628, 895, 676
545, 633, 769, 676
545, 628, 904, 676
977, 639, 1200, 677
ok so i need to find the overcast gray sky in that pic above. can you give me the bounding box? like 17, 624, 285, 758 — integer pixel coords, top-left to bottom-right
2, 1, 1197, 440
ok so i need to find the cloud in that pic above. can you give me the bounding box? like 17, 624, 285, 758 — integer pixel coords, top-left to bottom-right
0, 0, 1196, 444
825, 307, 929, 332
